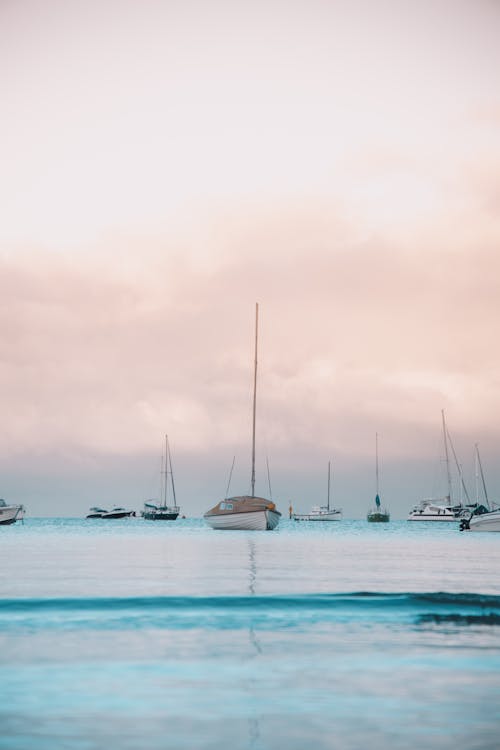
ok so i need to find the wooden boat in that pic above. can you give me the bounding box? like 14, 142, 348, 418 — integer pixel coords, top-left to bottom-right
204, 304, 281, 531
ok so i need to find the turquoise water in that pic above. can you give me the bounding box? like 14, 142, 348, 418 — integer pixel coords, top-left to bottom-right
1, 519, 500, 749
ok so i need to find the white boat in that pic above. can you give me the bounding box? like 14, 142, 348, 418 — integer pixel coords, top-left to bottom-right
467, 508, 500, 532
204, 304, 281, 531
408, 410, 469, 522
100, 508, 136, 519
86, 507, 108, 518
204, 496, 281, 530
367, 433, 390, 523
0, 498, 25, 525
142, 435, 180, 521
407, 499, 456, 522
293, 461, 342, 521
460, 445, 499, 531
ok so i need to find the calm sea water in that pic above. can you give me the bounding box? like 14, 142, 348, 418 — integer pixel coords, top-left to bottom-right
1, 518, 499, 749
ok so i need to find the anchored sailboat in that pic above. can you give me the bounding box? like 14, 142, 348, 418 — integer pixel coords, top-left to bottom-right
143, 435, 180, 521
293, 461, 342, 521
367, 433, 390, 523
204, 304, 281, 531
460, 444, 499, 531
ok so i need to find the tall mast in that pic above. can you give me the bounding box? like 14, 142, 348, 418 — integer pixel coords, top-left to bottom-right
164, 434, 168, 505
441, 409, 453, 503
375, 432, 379, 496
327, 461, 331, 511
251, 303, 258, 497
476, 443, 490, 509
167, 435, 177, 506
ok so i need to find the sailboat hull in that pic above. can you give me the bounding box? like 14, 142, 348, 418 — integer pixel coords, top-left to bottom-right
204, 509, 281, 531
367, 511, 390, 523
468, 510, 500, 532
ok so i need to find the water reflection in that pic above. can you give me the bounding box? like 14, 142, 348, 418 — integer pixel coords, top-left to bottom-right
247, 539, 262, 747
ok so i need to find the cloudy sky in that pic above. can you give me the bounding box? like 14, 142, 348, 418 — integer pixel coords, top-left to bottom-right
1, 0, 499, 517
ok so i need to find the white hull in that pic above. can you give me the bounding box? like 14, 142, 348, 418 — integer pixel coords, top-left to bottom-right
204, 509, 281, 530
407, 513, 456, 522
0, 504, 24, 525
468, 510, 500, 532
294, 511, 342, 521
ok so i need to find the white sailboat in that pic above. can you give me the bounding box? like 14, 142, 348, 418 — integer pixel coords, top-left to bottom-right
367, 433, 390, 523
0, 498, 25, 525
408, 410, 463, 522
461, 445, 499, 531
204, 304, 281, 531
143, 435, 180, 521
293, 461, 342, 521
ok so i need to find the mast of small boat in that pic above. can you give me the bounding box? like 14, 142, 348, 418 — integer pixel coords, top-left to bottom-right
441, 409, 453, 504
375, 432, 381, 508
250, 303, 258, 498
163, 434, 168, 506
475, 443, 490, 510
327, 460, 331, 511
167, 434, 177, 507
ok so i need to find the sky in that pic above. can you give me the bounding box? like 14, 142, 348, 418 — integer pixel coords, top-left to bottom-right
1, 0, 499, 518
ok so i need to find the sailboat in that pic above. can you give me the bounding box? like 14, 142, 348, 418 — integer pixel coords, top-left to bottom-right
293, 461, 342, 521
367, 433, 390, 522
204, 304, 281, 531
460, 445, 499, 531
407, 410, 462, 522
143, 435, 180, 521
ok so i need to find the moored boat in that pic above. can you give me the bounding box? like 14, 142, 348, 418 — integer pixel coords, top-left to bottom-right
86, 507, 108, 518
100, 508, 135, 519
0, 498, 25, 525
142, 435, 180, 521
367, 433, 390, 523
204, 304, 281, 531
407, 499, 456, 522
293, 461, 342, 521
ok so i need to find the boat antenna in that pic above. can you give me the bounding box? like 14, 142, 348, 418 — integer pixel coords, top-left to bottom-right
225, 455, 236, 499
251, 303, 258, 498
167, 435, 177, 506
327, 460, 331, 511
475, 443, 490, 509
446, 426, 471, 504
441, 410, 453, 503
266, 455, 273, 502
375, 433, 381, 508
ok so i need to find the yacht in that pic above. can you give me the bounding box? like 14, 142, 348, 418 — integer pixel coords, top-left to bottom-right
0, 498, 25, 525
86, 507, 135, 519
407, 499, 456, 522
463, 508, 500, 532
204, 304, 281, 531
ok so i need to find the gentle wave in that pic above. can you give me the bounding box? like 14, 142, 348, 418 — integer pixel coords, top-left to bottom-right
1, 592, 500, 631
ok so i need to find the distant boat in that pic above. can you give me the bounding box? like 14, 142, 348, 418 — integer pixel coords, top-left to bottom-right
204, 304, 281, 531
367, 434, 390, 523
86, 507, 135, 519
143, 435, 180, 521
407, 410, 468, 522
460, 445, 499, 531
0, 498, 25, 525
86, 507, 108, 518
293, 461, 342, 521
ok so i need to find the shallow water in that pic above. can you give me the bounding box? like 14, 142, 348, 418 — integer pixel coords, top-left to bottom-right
1, 518, 499, 749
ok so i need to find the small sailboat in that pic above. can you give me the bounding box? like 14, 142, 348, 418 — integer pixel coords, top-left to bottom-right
293, 461, 342, 521
367, 433, 390, 523
0, 498, 25, 525
143, 435, 180, 521
204, 304, 281, 531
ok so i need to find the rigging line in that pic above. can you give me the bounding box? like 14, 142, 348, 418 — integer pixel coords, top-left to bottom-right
475, 443, 490, 509
167, 435, 177, 506
446, 427, 471, 504
225, 456, 236, 499
266, 455, 273, 502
